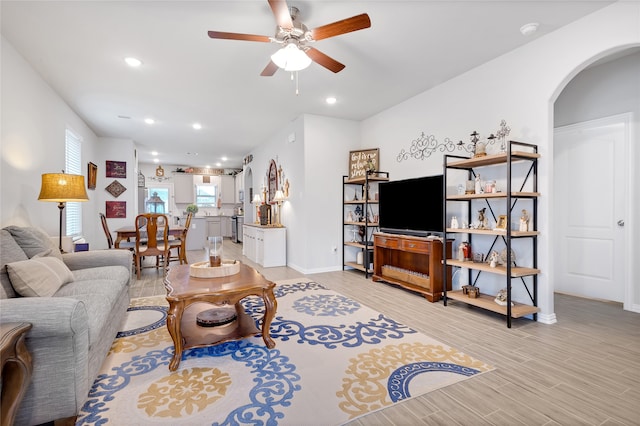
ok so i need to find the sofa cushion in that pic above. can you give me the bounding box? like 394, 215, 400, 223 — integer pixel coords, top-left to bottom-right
3, 225, 63, 260
1, 229, 28, 299
7, 257, 75, 297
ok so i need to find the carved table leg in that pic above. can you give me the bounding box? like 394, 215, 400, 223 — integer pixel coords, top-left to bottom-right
1, 323, 33, 426
165, 301, 185, 371
261, 287, 277, 349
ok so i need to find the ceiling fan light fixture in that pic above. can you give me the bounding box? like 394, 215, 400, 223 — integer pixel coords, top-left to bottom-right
271, 43, 311, 71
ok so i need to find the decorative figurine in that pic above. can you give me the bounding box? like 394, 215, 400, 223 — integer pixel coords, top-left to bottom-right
475, 174, 482, 194
477, 207, 488, 229
470, 131, 480, 157
519, 209, 530, 232
489, 250, 499, 268
451, 216, 459, 229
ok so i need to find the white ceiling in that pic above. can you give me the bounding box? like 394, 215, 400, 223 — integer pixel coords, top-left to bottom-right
1, 0, 615, 169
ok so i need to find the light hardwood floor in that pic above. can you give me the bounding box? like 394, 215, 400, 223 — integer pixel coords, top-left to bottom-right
133, 240, 640, 426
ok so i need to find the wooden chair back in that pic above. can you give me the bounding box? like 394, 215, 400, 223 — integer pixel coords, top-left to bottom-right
99, 213, 114, 248
134, 213, 170, 278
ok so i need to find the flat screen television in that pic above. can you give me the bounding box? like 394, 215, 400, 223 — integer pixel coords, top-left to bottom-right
378, 174, 444, 237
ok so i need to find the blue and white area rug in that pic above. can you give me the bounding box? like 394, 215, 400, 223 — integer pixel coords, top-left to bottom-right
76, 280, 493, 425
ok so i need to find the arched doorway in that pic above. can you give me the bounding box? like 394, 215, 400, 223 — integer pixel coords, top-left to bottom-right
551, 46, 639, 312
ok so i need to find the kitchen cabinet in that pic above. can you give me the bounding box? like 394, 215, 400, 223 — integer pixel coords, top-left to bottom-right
235, 171, 244, 203
207, 218, 221, 238
220, 175, 235, 204
173, 174, 194, 204
186, 218, 207, 250
221, 216, 232, 238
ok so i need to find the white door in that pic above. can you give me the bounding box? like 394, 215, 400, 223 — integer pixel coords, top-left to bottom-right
554, 115, 629, 303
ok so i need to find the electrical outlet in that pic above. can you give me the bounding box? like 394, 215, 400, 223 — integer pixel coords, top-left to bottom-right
331, 246, 337, 253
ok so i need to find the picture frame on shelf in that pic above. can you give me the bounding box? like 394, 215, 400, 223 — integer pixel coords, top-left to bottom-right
495, 215, 508, 230
87, 162, 97, 189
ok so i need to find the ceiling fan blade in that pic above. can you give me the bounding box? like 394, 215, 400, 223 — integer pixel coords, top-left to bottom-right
311, 13, 371, 41
305, 47, 345, 73
268, 0, 293, 30
260, 61, 279, 77
207, 31, 271, 43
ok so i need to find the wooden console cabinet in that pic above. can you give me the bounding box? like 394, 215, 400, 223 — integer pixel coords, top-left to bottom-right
372, 233, 452, 302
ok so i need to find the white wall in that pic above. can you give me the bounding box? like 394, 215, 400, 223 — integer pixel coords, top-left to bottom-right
359, 1, 640, 323
1, 36, 104, 247
247, 114, 360, 274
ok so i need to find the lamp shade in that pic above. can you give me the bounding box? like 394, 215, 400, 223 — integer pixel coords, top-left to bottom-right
38, 173, 89, 202
252, 194, 262, 204
271, 44, 312, 72
273, 189, 285, 203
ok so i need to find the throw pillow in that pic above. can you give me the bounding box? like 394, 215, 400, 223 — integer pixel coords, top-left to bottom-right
3, 226, 63, 261
6, 257, 74, 297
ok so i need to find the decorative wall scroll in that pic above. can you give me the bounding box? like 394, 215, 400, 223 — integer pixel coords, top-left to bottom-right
396, 120, 511, 163
105, 180, 127, 198
348, 148, 379, 180
87, 162, 97, 189
105, 201, 126, 218
267, 159, 278, 204
106, 161, 126, 178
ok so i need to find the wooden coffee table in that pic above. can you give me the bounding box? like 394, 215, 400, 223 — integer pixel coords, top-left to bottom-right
164, 262, 277, 371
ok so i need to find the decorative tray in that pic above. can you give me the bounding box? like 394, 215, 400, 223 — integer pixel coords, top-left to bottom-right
189, 260, 240, 278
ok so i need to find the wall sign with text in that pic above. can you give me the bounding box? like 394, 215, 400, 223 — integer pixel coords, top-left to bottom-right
348, 148, 379, 180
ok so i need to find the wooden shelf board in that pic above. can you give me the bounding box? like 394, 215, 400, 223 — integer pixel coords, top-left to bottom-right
446, 228, 539, 237
446, 151, 540, 169
447, 192, 539, 201
444, 259, 540, 277
344, 176, 389, 184
344, 221, 380, 226
344, 200, 379, 204
344, 242, 374, 249
344, 262, 371, 273
445, 290, 539, 318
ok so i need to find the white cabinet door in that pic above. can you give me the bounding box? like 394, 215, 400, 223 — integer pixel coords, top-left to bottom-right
243, 225, 256, 261
207, 219, 221, 238
221, 217, 232, 238
174, 174, 194, 204
220, 175, 235, 204
261, 227, 286, 267
235, 171, 244, 203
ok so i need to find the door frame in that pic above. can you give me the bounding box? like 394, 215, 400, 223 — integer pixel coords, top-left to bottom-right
553, 112, 635, 312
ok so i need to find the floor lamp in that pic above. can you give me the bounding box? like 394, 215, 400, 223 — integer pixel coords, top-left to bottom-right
38, 172, 89, 252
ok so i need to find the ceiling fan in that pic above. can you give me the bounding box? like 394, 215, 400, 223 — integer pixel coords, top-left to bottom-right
207, 0, 371, 76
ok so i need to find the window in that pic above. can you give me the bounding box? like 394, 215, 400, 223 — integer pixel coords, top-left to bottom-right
65, 129, 82, 237
196, 185, 217, 207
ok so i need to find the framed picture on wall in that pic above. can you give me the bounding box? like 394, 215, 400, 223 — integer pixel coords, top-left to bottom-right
106, 201, 126, 218
106, 161, 126, 178
87, 162, 97, 189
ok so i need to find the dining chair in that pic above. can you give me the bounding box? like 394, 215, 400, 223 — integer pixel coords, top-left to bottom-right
100, 213, 135, 251
134, 213, 170, 279
168, 211, 192, 265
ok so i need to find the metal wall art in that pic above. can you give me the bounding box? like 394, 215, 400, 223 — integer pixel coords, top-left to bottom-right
396, 120, 511, 162
105, 180, 127, 198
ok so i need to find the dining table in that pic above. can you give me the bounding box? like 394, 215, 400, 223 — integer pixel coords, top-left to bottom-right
114, 225, 186, 249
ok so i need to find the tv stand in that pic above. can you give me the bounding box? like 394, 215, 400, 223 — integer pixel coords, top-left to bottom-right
372, 232, 452, 302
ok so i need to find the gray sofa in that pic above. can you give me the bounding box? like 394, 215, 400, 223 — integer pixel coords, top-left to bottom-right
0, 225, 132, 425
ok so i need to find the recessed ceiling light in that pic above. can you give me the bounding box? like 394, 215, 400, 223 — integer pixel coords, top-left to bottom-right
151, 151, 158, 156
153, 158, 159, 163
221, 157, 228, 162
124, 57, 142, 67
192, 123, 202, 130
215, 162, 222, 167
144, 118, 155, 125
326, 96, 337, 105
520, 22, 539, 36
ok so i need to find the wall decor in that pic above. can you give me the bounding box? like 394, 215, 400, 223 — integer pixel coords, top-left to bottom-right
348, 148, 379, 180
87, 162, 97, 190
105, 180, 127, 198
138, 172, 145, 188
267, 159, 278, 204
397, 120, 511, 163
155, 165, 164, 177
106, 161, 126, 178
105, 201, 126, 218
